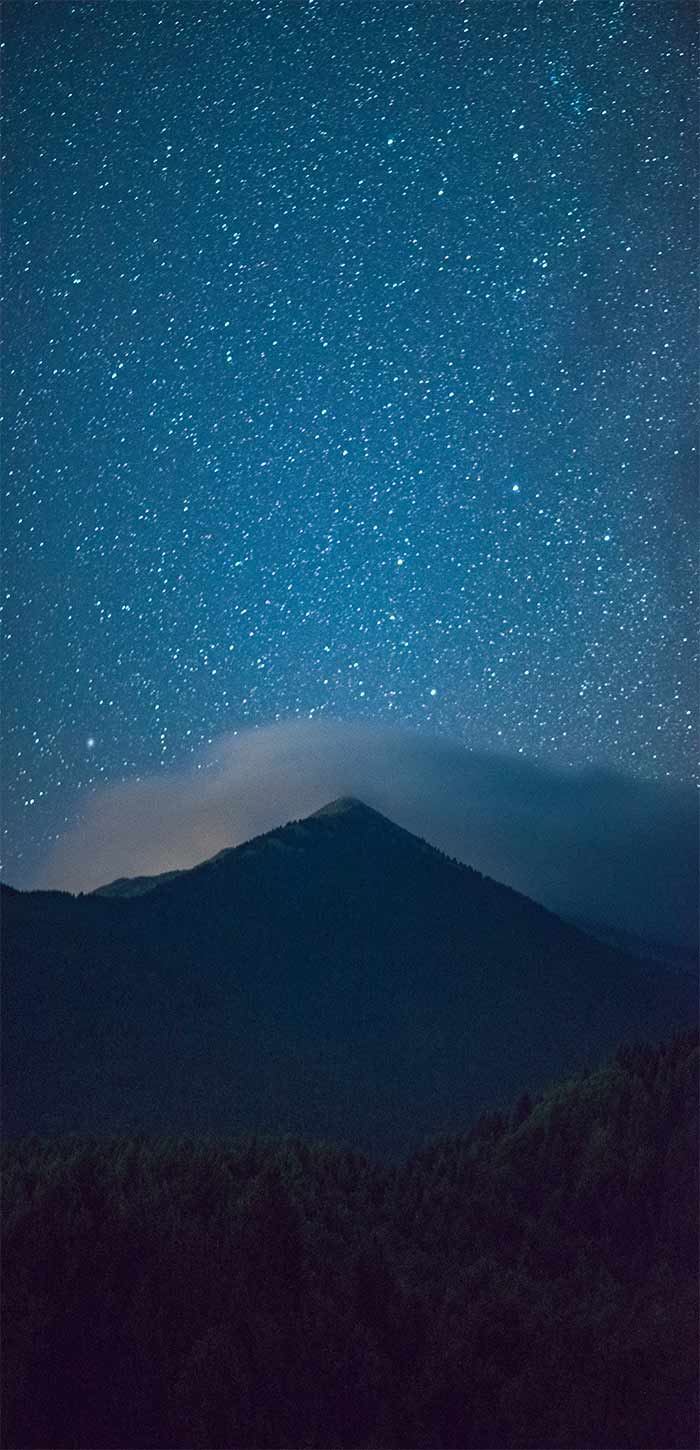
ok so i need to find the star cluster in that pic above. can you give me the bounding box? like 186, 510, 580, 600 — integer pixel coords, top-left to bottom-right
2, 0, 697, 884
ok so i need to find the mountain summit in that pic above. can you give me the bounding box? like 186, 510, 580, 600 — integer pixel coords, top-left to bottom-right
308, 796, 413, 828
311, 795, 376, 816
92, 795, 431, 900
2, 800, 695, 1154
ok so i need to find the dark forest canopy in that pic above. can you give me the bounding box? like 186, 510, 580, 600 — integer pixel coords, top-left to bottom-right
3, 1031, 697, 1450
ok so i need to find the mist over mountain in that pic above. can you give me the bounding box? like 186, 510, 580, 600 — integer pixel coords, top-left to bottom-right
32, 721, 699, 953
4, 797, 695, 1157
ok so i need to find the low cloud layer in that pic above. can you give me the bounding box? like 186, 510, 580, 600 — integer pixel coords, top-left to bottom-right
38, 720, 698, 950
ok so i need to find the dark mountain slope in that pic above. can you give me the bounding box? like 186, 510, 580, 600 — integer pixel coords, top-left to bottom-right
2, 799, 696, 1155
92, 868, 185, 898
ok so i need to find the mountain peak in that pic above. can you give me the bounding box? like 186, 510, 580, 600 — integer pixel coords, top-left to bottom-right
310, 796, 383, 820
4, 788, 696, 1159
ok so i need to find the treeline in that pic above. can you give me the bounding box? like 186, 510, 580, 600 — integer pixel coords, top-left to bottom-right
2, 1031, 697, 1449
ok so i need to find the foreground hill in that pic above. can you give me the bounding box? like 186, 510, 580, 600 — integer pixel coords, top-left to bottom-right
2, 798, 696, 1154
3, 1032, 697, 1449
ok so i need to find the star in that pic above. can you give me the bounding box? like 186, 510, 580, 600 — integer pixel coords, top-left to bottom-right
1, 0, 695, 887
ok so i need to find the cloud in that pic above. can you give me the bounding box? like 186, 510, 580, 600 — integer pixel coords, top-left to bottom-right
38, 719, 698, 950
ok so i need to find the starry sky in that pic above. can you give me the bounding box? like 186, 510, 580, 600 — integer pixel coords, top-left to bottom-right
2, 0, 697, 888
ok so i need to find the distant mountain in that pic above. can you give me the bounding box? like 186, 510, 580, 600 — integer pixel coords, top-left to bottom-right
562, 912, 699, 974
2, 798, 696, 1155
93, 867, 185, 898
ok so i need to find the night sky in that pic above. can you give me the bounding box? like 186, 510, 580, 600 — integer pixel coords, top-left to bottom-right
2, 0, 697, 888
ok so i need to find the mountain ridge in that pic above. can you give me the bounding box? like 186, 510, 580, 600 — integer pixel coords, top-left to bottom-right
5, 798, 696, 976
88, 796, 444, 900
2, 797, 696, 1155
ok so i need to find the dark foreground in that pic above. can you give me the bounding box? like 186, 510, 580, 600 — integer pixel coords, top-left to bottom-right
3, 1032, 698, 1450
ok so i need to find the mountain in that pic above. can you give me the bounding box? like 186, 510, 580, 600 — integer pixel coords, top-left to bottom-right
2, 798, 696, 1156
561, 912, 699, 973
91, 867, 185, 898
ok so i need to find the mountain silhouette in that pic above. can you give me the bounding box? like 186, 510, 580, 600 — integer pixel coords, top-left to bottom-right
2, 798, 696, 1155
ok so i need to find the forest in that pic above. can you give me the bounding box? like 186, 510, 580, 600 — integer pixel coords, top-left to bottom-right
2, 1029, 697, 1449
